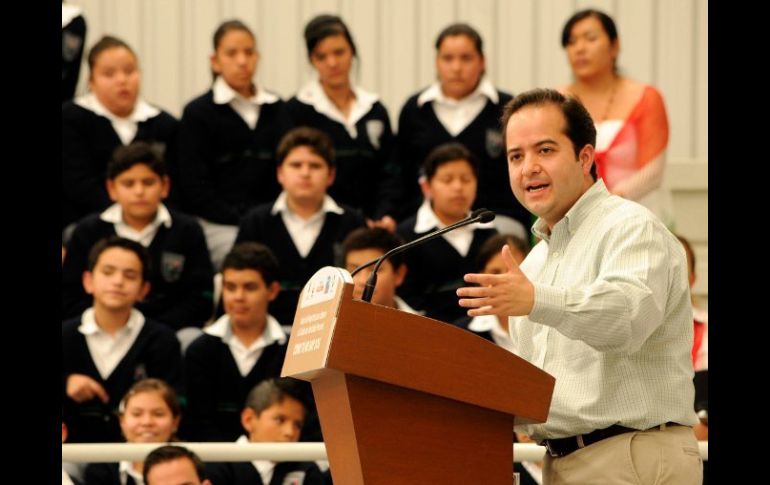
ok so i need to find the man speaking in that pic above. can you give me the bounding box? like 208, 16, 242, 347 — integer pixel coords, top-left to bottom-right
457, 89, 702, 484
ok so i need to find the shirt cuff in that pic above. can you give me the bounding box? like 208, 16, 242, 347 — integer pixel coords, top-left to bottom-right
529, 283, 566, 327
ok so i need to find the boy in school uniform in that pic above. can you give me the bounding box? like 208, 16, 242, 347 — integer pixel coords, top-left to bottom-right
235, 127, 366, 326
183, 242, 292, 442
62, 141, 213, 331
397, 142, 497, 323
206, 378, 325, 485
341, 227, 419, 314
62, 236, 184, 443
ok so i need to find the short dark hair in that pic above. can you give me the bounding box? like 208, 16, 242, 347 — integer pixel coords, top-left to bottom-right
244, 378, 307, 416
221, 242, 280, 284
88, 35, 137, 73
475, 233, 531, 271
213, 19, 255, 51
107, 141, 167, 180
561, 9, 618, 48
501, 88, 597, 181
87, 236, 152, 282
276, 126, 335, 168
435, 23, 484, 57
675, 234, 696, 277
342, 227, 406, 270
422, 142, 479, 180
142, 445, 207, 484
304, 14, 357, 59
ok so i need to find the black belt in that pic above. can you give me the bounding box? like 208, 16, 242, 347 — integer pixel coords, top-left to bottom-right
540, 422, 677, 458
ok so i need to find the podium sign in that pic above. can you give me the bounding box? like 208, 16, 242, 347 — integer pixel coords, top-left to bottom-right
281, 266, 352, 380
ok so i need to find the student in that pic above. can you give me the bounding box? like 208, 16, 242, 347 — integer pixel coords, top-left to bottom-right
453, 233, 531, 350
178, 19, 292, 269
183, 242, 289, 442
62, 236, 183, 444
206, 378, 325, 485
287, 14, 399, 230
341, 227, 417, 313
397, 142, 497, 323
235, 127, 366, 326
62, 141, 214, 331
84, 379, 182, 485
63, 35, 178, 233
143, 446, 211, 485
395, 23, 529, 235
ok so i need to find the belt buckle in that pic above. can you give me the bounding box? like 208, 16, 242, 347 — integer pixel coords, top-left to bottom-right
542, 440, 561, 458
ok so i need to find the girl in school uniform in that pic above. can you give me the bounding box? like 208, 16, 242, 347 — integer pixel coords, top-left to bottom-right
178, 20, 291, 269
62, 35, 178, 235
287, 15, 399, 231
395, 23, 530, 237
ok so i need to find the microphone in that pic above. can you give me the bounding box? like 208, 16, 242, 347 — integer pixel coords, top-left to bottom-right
353, 208, 495, 303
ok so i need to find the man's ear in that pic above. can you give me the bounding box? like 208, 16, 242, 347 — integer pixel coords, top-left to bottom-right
578, 144, 595, 176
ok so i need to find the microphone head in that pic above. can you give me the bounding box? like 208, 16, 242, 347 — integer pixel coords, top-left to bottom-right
470, 208, 487, 218
477, 210, 496, 223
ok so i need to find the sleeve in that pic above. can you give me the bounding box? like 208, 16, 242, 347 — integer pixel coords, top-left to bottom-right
393, 100, 423, 219
62, 107, 112, 213
178, 102, 240, 224
84, 463, 117, 485
527, 219, 673, 354
234, 210, 263, 244
158, 115, 183, 209
147, 328, 185, 396
372, 106, 403, 219
151, 219, 214, 329
611, 87, 670, 200
182, 338, 223, 441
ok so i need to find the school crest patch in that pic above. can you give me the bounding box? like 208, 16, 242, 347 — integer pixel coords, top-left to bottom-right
485, 128, 504, 158
161, 252, 185, 283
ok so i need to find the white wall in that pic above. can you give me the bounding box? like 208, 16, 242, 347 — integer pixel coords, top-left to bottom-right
66, 0, 708, 301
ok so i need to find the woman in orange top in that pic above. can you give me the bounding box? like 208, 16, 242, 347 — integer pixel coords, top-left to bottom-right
560, 9, 672, 224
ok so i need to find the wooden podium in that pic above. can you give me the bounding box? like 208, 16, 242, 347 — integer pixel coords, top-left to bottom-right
282, 267, 555, 484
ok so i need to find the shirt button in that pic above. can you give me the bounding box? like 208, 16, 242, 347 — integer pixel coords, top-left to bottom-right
552, 251, 559, 258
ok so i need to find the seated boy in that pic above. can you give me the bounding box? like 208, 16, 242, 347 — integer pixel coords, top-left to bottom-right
397, 142, 497, 323
235, 127, 366, 326
206, 378, 324, 485
342, 227, 418, 313
62, 236, 183, 443
62, 141, 214, 331
183, 242, 289, 441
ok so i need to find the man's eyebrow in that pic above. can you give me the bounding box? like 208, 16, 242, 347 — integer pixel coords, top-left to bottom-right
507, 138, 559, 154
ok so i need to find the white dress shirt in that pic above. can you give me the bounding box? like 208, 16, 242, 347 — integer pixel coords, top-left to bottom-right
295, 79, 379, 139
100, 203, 172, 247
118, 460, 145, 485
205, 314, 288, 377
235, 435, 276, 484
75, 93, 160, 145
79, 308, 146, 380
510, 180, 698, 440
271, 192, 345, 258
413, 200, 494, 257
417, 78, 498, 136
212, 76, 279, 130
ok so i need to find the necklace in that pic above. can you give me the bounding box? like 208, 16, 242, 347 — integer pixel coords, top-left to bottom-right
598, 78, 618, 122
